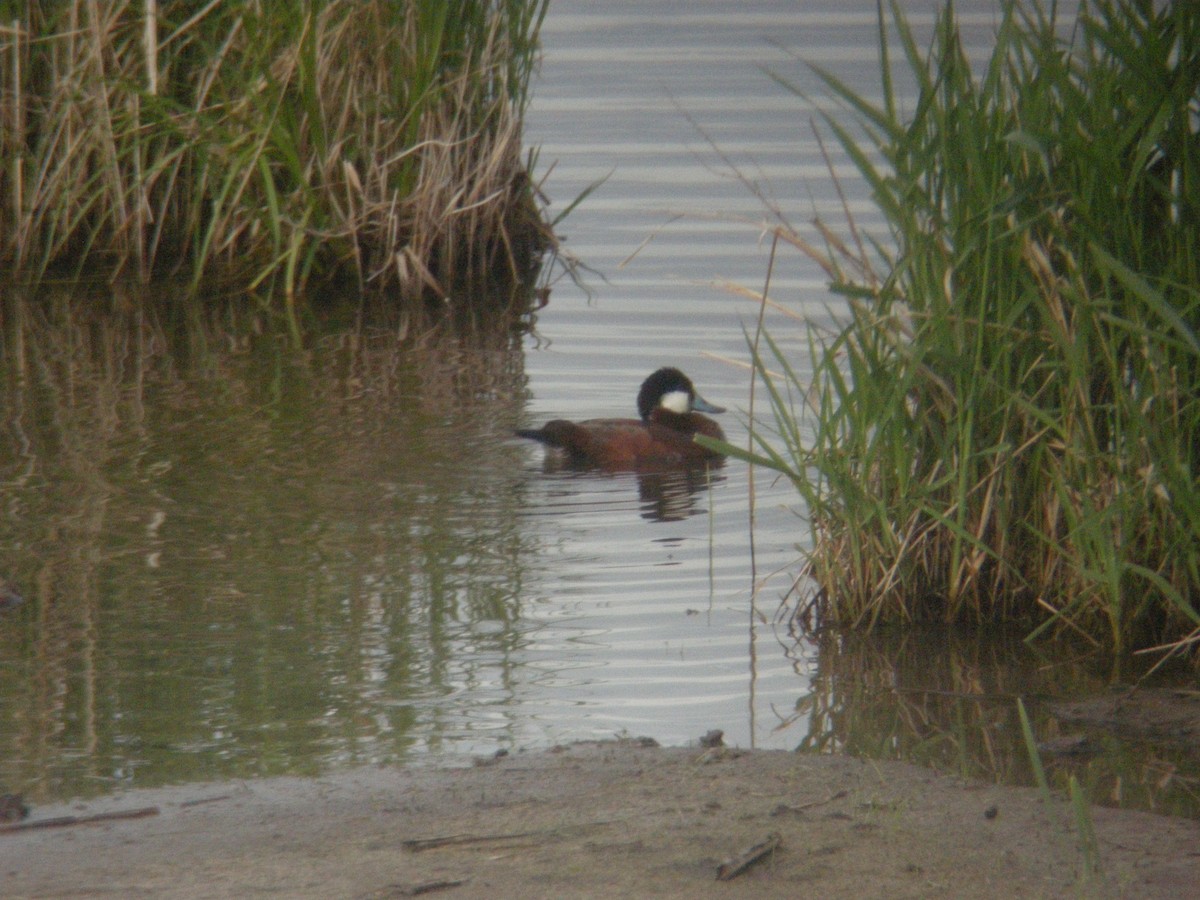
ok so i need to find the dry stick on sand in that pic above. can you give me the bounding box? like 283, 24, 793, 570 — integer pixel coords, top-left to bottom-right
401, 830, 545, 852
381, 877, 470, 896
0, 805, 159, 834
715, 832, 782, 881
402, 815, 633, 853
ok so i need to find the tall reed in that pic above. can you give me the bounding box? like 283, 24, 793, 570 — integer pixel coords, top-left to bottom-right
0, 1, 552, 317
728, 1, 1200, 659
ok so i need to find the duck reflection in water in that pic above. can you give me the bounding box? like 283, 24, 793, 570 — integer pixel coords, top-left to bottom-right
517, 367, 727, 522
634, 466, 725, 522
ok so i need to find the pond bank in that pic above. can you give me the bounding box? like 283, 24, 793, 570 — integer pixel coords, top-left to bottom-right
2, 740, 1196, 898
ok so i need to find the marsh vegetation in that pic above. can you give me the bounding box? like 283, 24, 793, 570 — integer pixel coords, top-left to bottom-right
0, 1, 553, 325
727, 0, 1200, 662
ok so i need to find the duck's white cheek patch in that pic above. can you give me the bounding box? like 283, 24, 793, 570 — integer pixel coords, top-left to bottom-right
659, 390, 691, 414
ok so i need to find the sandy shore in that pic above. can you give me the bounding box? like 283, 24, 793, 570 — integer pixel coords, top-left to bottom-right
2, 740, 1197, 898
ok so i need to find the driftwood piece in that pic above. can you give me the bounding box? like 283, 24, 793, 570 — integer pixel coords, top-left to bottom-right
715, 831, 782, 881
402, 830, 542, 852
0, 805, 159, 835
376, 878, 470, 896
402, 817, 621, 853
179, 793, 233, 808
771, 787, 849, 817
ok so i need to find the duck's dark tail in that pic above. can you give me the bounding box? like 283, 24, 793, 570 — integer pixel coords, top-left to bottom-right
517, 423, 575, 449
515, 428, 547, 443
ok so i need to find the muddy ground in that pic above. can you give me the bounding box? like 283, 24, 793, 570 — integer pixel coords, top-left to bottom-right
2, 739, 1197, 899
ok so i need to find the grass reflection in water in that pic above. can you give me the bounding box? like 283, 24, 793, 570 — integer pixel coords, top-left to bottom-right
0, 288, 537, 800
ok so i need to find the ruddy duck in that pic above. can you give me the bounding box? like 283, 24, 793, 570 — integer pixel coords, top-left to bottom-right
517, 367, 726, 470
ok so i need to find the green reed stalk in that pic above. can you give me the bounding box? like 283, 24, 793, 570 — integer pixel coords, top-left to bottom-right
1016, 698, 1053, 804
715, 0, 1200, 658
1017, 699, 1102, 881
0, 0, 552, 316
1069, 775, 1101, 883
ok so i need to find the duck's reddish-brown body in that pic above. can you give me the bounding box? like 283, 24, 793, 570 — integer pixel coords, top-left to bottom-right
527, 409, 725, 469
517, 367, 726, 471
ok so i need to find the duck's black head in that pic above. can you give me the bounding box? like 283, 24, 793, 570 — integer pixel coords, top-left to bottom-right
636, 367, 724, 422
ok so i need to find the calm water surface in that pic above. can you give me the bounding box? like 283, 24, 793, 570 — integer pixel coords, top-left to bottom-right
3, 0, 1195, 818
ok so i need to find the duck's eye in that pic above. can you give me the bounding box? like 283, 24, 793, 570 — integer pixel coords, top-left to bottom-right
659, 390, 691, 414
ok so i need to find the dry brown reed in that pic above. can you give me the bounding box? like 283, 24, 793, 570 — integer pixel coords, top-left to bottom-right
0, 1, 553, 317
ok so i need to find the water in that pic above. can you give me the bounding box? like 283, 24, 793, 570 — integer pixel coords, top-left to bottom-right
2, 0, 1197, 819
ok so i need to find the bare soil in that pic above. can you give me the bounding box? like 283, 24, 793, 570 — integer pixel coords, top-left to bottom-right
2, 739, 1197, 899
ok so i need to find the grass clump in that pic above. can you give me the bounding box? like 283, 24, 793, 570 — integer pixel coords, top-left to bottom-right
0, 0, 552, 317
736, 0, 1200, 659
